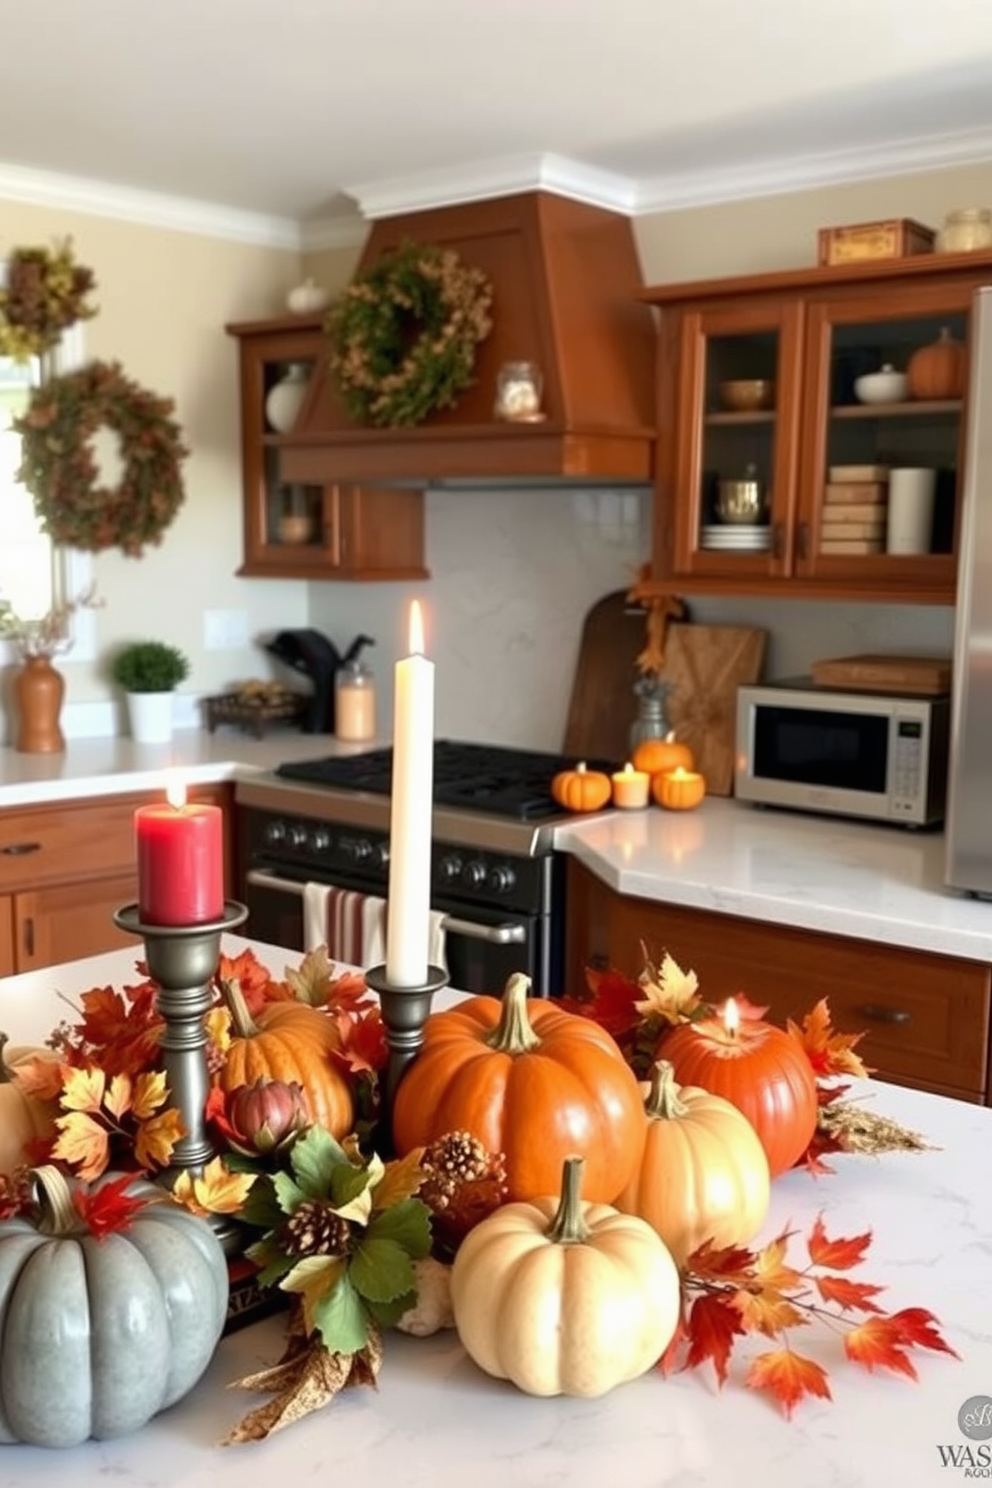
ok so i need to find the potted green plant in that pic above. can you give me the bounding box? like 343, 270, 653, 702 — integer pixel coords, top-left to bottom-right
111, 640, 190, 744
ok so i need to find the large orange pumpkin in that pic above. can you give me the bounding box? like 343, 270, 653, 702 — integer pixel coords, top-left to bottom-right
217, 981, 354, 1139
392, 972, 643, 1203
0, 1033, 59, 1177
659, 1010, 817, 1178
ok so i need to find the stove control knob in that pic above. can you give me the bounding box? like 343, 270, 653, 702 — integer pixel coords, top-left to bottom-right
308, 828, 331, 854
263, 820, 287, 847
487, 865, 516, 894
439, 854, 463, 883
372, 842, 390, 869
463, 860, 487, 890
287, 824, 308, 850
351, 838, 374, 864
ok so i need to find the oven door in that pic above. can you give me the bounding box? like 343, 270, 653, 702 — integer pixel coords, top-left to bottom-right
243, 868, 542, 996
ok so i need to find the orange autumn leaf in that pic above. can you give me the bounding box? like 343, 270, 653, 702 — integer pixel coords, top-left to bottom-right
753, 1232, 805, 1295
845, 1308, 959, 1378
217, 949, 277, 1018
733, 1289, 808, 1337
371, 1147, 426, 1211
103, 1072, 134, 1121
75, 979, 164, 1075
11, 1056, 67, 1101
787, 997, 871, 1080
331, 1007, 388, 1075
746, 1348, 832, 1418
807, 1214, 873, 1270
682, 1293, 746, 1386
685, 1238, 759, 1288
61, 1064, 107, 1115
172, 1157, 256, 1217
815, 1275, 886, 1314
133, 1108, 185, 1171
729, 991, 770, 1022
53, 1110, 110, 1180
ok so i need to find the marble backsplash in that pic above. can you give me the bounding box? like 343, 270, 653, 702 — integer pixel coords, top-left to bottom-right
305, 486, 956, 752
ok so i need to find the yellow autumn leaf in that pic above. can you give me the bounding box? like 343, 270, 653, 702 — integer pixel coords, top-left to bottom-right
53, 1110, 110, 1181
372, 1147, 426, 1210
205, 1005, 232, 1056
172, 1158, 256, 1217
281, 1255, 347, 1335
734, 1289, 809, 1336
284, 944, 337, 1006
753, 1233, 806, 1296
103, 1072, 133, 1121
134, 1108, 185, 1171
131, 1070, 169, 1121
60, 1064, 107, 1114
634, 951, 702, 1025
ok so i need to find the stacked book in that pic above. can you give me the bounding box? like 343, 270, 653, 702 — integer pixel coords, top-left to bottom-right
820, 465, 889, 554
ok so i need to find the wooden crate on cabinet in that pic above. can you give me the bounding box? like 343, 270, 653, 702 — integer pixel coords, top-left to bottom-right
0, 784, 232, 974
639, 247, 992, 605
226, 313, 428, 581
565, 858, 992, 1103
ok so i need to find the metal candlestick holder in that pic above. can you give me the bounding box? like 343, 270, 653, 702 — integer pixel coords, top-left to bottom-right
363, 962, 448, 1129
113, 899, 248, 1253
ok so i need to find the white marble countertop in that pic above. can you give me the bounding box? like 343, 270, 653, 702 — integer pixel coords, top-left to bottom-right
555, 797, 992, 963
1, 943, 988, 1486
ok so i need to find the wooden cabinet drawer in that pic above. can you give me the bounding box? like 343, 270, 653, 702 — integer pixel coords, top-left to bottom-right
12, 874, 139, 972
0, 896, 13, 977
565, 860, 992, 1099
0, 798, 138, 891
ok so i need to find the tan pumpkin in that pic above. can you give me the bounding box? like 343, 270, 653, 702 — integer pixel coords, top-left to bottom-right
550, 761, 612, 813
450, 1155, 681, 1398
217, 981, 354, 1139
615, 1060, 770, 1266
906, 325, 966, 400
0, 1032, 59, 1177
632, 732, 695, 777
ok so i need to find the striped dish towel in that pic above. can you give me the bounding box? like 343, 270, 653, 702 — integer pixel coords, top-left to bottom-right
302, 884, 386, 967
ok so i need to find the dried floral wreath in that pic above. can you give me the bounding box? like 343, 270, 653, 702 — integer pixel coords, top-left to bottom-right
14, 359, 189, 558
325, 240, 493, 428
0, 237, 97, 362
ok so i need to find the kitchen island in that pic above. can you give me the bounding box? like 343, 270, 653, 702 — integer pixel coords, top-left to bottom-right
1, 942, 989, 1486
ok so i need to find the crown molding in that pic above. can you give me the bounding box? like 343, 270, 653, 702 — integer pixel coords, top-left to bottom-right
299, 213, 368, 254
345, 152, 639, 220
0, 160, 302, 249
634, 121, 992, 215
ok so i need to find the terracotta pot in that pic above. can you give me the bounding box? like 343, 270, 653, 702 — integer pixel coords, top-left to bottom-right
14, 656, 65, 753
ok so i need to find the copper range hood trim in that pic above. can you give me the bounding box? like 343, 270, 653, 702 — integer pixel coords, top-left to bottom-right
280, 191, 657, 490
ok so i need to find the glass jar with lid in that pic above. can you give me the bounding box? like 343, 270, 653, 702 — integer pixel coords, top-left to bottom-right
937, 209, 992, 254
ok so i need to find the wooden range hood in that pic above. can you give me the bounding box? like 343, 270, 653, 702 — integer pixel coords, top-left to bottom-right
281, 191, 657, 489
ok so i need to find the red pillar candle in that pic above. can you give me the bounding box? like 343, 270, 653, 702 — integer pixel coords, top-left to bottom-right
136, 781, 224, 926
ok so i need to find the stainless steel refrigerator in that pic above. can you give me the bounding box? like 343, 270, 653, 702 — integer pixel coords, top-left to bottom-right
945, 285, 992, 898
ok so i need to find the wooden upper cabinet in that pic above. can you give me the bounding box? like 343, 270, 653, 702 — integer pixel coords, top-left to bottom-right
642, 248, 992, 604
225, 315, 429, 582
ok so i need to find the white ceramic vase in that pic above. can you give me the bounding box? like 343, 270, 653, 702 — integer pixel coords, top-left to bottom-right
127, 691, 174, 745
265, 363, 310, 433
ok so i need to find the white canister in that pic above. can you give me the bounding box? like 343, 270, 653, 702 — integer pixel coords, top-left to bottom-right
265, 363, 311, 433
887, 468, 937, 555
335, 659, 376, 742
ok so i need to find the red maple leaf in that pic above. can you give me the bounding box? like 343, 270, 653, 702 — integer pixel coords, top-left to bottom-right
71, 1173, 147, 1238
682, 1292, 746, 1386
815, 1275, 886, 1314
331, 1007, 388, 1074
74, 981, 163, 1076
217, 949, 275, 1017
559, 966, 642, 1037
844, 1307, 959, 1377
807, 1214, 872, 1270
746, 1349, 832, 1417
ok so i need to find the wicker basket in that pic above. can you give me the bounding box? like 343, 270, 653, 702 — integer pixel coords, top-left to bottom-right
204, 691, 308, 737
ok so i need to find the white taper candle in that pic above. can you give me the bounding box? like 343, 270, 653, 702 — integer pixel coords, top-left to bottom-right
385, 600, 435, 986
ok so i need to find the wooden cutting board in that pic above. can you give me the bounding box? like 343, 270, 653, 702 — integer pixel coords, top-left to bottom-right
563, 590, 651, 763
810, 653, 953, 695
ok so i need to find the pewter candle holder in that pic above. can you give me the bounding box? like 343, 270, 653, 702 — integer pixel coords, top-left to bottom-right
113, 899, 248, 1253
364, 962, 448, 1125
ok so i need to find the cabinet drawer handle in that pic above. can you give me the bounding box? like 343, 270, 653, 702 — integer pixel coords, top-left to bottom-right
23, 917, 34, 959
2, 841, 42, 857
858, 1003, 911, 1025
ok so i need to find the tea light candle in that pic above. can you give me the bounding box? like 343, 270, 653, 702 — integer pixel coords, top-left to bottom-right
611, 761, 650, 809
653, 764, 706, 811
135, 778, 224, 926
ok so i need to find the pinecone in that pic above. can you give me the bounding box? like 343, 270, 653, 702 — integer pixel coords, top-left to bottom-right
281, 1200, 352, 1258
420, 1130, 494, 1210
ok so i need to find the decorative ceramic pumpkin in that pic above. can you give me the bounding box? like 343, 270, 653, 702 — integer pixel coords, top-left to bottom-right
906, 325, 966, 400
652, 765, 706, 811
659, 1008, 818, 1178
0, 1033, 58, 1177
615, 1060, 770, 1265
286, 276, 331, 315
392, 971, 644, 1202
218, 981, 353, 1139
450, 1155, 680, 1397
632, 732, 695, 777
0, 1166, 228, 1447
550, 761, 612, 813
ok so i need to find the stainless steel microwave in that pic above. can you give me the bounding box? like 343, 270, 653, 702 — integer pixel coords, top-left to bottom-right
735, 680, 951, 827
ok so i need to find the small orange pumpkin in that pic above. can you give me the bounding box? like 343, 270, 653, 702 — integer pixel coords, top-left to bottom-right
632, 732, 695, 776
652, 765, 706, 811
551, 761, 612, 813
0, 1033, 59, 1176
218, 982, 354, 1139
906, 325, 966, 401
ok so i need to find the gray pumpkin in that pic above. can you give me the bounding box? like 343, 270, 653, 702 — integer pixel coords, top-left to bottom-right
0, 1166, 229, 1448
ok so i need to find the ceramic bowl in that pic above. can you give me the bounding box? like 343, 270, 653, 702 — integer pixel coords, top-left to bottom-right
718, 379, 775, 412
854, 365, 909, 404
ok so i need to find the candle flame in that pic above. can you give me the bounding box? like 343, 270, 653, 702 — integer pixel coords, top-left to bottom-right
165, 773, 188, 810
408, 600, 425, 656
722, 998, 740, 1038
670, 765, 688, 780
623, 761, 634, 775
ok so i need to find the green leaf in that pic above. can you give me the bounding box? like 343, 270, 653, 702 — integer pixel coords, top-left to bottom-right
349, 1237, 417, 1305
239, 1173, 285, 1231
245, 1237, 298, 1289
290, 1124, 349, 1198
366, 1198, 433, 1260
367, 1290, 418, 1331
311, 1270, 369, 1355
272, 1170, 306, 1215
328, 1159, 374, 1217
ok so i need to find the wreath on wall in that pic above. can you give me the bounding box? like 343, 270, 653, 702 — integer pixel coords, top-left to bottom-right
14, 359, 189, 558
0, 237, 97, 362
325, 239, 494, 428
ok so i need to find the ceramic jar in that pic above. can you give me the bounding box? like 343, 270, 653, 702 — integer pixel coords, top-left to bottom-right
14, 655, 65, 753
286, 277, 331, 314
265, 363, 311, 433
937, 209, 992, 254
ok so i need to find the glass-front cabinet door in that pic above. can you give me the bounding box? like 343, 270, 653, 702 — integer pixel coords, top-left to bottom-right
670, 300, 805, 578
797, 284, 970, 598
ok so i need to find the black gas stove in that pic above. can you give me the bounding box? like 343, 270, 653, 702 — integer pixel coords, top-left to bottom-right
274, 739, 614, 824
